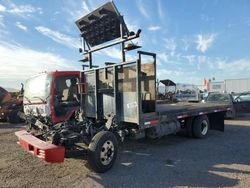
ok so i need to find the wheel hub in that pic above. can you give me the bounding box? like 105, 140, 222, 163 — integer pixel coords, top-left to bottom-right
201, 120, 208, 135
100, 140, 114, 165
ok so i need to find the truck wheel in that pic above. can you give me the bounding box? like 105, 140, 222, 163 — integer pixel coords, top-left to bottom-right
193, 116, 209, 138
88, 131, 118, 173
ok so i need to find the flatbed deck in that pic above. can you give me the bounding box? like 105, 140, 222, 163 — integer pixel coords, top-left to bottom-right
155, 102, 230, 118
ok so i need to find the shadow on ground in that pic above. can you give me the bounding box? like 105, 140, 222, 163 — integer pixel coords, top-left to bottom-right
83, 117, 250, 187
1, 117, 250, 187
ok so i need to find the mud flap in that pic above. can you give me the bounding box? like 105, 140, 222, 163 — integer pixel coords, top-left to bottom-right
185, 117, 194, 137
208, 112, 225, 132
15, 130, 65, 163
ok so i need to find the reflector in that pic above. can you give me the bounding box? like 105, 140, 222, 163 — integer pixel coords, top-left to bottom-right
75, 1, 129, 47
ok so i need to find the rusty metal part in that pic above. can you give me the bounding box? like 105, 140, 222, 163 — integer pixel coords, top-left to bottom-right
0, 86, 23, 123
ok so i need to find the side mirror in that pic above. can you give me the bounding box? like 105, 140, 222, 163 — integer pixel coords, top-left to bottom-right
235, 99, 240, 102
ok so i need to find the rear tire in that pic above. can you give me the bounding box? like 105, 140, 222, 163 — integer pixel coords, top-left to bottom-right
192, 115, 209, 138
88, 131, 118, 173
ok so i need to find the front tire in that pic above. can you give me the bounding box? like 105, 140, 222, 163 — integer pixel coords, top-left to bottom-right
88, 131, 118, 173
193, 115, 209, 138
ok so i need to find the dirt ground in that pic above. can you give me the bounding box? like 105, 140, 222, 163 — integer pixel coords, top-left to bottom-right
1, 116, 250, 188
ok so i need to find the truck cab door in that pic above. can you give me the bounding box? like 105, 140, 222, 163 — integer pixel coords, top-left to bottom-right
51, 73, 80, 123
233, 93, 250, 115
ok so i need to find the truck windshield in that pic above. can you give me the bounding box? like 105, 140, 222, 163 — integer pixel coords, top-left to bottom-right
206, 93, 230, 103
24, 74, 52, 102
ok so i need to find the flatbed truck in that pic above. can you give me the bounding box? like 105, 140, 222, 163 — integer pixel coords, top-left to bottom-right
15, 1, 231, 173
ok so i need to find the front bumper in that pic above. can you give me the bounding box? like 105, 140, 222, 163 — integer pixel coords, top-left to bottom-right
15, 130, 65, 163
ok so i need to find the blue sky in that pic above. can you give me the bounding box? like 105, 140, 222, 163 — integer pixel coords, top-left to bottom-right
0, 0, 250, 89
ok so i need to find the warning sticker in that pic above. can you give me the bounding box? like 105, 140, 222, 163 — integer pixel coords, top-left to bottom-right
127, 101, 137, 109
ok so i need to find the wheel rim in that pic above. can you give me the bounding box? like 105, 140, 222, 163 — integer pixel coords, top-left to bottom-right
201, 120, 208, 135
100, 140, 114, 165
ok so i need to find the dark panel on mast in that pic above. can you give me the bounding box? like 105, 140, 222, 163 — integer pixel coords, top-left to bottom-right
75, 1, 129, 47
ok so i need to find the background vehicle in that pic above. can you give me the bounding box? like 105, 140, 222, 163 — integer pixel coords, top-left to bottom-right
0, 86, 23, 123
157, 80, 201, 103
157, 79, 177, 103
207, 78, 250, 93
204, 92, 250, 119
15, 1, 231, 173
233, 92, 250, 116
175, 83, 201, 102
204, 92, 235, 119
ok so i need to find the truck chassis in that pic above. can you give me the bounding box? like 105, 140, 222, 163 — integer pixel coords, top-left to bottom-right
16, 51, 230, 172
15, 1, 231, 173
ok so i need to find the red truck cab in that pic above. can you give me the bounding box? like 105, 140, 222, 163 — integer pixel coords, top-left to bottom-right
23, 71, 80, 123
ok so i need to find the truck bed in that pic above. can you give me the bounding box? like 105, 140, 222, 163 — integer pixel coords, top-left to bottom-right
155, 102, 231, 118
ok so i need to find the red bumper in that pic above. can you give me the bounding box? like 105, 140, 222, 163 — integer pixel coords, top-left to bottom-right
15, 130, 65, 163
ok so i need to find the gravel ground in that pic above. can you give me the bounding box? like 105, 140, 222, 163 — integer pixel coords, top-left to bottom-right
0, 116, 250, 188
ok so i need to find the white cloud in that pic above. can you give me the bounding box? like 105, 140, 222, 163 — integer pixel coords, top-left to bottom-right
126, 19, 138, 32
181, 36, 192, 51
82, 1, 91, 13
156, 0, 164, 20
102, 47, 133, 61
200, 58, 250, 79
136, 0, 150, 19
157, 68, 205, 85
8, 4, 35, 14
164, 38, 176, 53
218, 59, 250, 72
1, 2, 41, 17
158, 53, 250, 84
102, 48, 121, 60
197, 55, 208, 64
37, 7, 43, 15
148, 26, 161, 31
0, 15, 4, 27
201, 14, 213, 22
196, 33, 216, 53
63, 0, 94, 21
0, 41, 80, 89
157, 69, 182, 78
35, 26, 80, 49
158, 52, 169, 64
157, 69, 172, 77
124, 19, 142, 45
60, 0, 96, 32
16, 22, 27, 31
54, 11, 60, 15
0, 15, 8, 36
183, 55, 196, 64
0, 4, 6, 12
